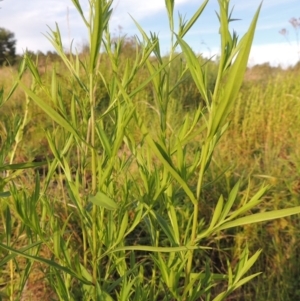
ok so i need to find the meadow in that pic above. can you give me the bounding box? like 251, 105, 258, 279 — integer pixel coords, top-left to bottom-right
1, 0, 300, 300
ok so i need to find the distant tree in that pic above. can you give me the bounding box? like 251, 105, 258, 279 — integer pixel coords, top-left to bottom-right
0, 27, 16, 65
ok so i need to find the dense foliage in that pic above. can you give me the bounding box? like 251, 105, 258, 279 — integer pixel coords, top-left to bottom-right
0, 1, 300, 301
0, 27, 16, 66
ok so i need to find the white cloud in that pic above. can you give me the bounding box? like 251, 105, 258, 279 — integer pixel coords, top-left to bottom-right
112, 0, 194, 20
2, 0, 196, 53
194, 42, 299, 68
1, 0, 78, 52
249, 42, 299, 67
231, 0, 297, 11
0, 0, 298, 68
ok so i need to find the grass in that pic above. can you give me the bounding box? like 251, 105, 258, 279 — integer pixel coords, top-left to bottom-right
1, 0, 300, 300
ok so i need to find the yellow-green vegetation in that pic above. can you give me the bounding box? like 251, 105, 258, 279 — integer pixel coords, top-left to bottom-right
1, 0, 300, 300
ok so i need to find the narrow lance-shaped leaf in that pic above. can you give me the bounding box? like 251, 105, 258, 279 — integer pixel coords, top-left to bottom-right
165, 0, 175, 31
234, 249, 262, 284
177, 0, 209, 41
209, 2, 262, 138
25, 53, 42, 86
51, 67, 58, 106
176, 35, 209, 107
0, 191, 10, 198
45, 25, 88, 92
0, 242, 92, 285
219, 180, 240, 222
89, 0, 103, 72
116, 212, 128, 245
71, 0, 89, 27
5, 207, 11, 246
0, 161, 47, 171
227, 184, 269, 221
210, 195, 224, 229
168, 203, 180, 245
231, 272, 262, 291
96, 123, 112, 157
1, 58, 26, 107
89, 1, 113, 72
19, 82, 84, 143
105, 245, 209, 257
0, 242, 42, 266
152, 210, 177, 245
218, 206, 300, 231
139, 120, 198, 205
89, 191, 118, 210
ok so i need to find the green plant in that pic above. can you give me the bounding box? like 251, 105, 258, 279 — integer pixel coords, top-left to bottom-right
1, 1, 300, 300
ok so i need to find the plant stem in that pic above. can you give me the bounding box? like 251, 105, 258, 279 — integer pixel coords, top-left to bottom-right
89, 72, 98, 296
185, 141, 209, 286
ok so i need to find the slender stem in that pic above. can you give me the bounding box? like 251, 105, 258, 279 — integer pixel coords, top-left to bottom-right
9, 93, 30, 165
82, 113, 91, 268
184, 203, 199, 286
89, 72, 98, 294
185, 141, 209, 286
10, 259, 13, 301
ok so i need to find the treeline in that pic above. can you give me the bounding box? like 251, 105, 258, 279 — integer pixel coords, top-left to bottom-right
1, 27, 300, 112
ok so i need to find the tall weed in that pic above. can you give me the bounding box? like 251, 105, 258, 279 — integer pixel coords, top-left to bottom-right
1, 1, 300, 300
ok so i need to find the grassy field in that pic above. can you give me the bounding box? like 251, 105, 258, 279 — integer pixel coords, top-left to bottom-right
1, 0, 300, 300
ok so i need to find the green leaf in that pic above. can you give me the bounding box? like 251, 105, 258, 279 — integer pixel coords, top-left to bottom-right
89, 1, 112, 71
232, 272, 262, 291
1, 58, 26, 107
71, 0, 89, 27
116, 212, 129, 244
0, 161, 47, 171
107, 244, 209, 255
167, 202, 180, 245
0, 242, 92, 285
165, 0, 175, 31
0, 191, 11, 198
153, 211, 177, 245
210, 195, 224, 228
209, 2, 262, 137
219, 180, 240, 222
219, 206, 300, 230
125, 204, 144, 237
5, 206, 11, 245
176, 35, 209, 106
89, 191, 118, 210
234, 249, 261, 284
227, 185, 269, 221
139, 121, 197, 205
25, 53, 42, 86
96, 124, 112, 157
19, 82, 83, 142
177, 0, 209, 41
0, 242, 41, 267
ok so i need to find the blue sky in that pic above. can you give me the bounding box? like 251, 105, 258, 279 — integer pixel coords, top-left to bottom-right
1, 0, 299, 67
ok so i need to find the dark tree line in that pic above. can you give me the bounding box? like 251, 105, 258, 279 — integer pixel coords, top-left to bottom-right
0, 27, 16, 65
0, 0, 17, 65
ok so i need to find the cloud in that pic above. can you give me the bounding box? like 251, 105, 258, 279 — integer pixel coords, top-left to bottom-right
231, 0, 297, 12
109, 0, 198, 32
2, 0, 195, 52
0, 0, 298, 69
193, 42, 299, 69
249, 42, 299, 67
1, 0, 78, 52
112, 0, 195, 20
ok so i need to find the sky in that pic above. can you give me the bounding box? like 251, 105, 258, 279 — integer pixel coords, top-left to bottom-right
1, 0, 300, 68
